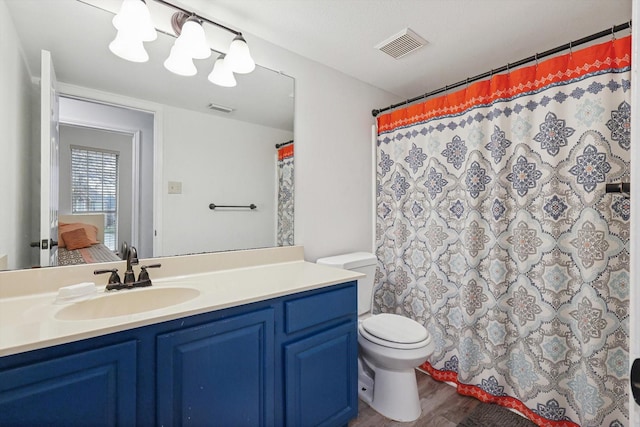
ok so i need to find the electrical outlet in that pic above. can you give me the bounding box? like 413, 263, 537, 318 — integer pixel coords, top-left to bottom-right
168, 181, 182, 194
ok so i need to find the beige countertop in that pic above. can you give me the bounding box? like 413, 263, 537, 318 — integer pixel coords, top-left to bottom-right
0, 247, 363, 357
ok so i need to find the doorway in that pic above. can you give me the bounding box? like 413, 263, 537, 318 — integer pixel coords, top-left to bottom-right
58, 96, 155, 258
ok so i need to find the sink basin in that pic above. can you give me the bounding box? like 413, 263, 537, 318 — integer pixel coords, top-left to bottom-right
55, 287, 201, 320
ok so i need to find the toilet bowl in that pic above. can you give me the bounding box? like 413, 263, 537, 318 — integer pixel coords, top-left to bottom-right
357, 313, 432, 422
316, 253, 433, 423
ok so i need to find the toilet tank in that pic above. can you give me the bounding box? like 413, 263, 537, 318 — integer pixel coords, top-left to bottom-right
316, 252, 377, 316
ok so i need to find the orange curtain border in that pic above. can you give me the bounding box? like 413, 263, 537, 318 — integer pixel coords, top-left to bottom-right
278, 144, 294, 160
421, 362, 580, 427
378, 35, 631, 134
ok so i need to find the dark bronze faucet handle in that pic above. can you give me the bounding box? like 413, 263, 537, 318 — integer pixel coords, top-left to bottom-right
94, 268, 121, 284
94, 268, 124, 290
141, 263, 162, 269
138, 264, 161, 282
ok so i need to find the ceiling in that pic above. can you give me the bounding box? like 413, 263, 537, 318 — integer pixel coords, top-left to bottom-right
176, 0, 632, 100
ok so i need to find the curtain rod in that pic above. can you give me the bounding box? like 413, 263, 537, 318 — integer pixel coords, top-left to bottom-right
372, 21, 631, 117
275, 140, 294, 149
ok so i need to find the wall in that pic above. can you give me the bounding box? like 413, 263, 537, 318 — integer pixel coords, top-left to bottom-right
245, 39, 401, 261
161, 106, 293, 255
0, 1, 34, 269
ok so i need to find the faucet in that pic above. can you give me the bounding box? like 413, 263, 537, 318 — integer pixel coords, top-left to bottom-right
123, 246, 139, 285
95, 246, 161, 290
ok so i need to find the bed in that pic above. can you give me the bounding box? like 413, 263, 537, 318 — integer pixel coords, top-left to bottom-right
57, 214, 122, 265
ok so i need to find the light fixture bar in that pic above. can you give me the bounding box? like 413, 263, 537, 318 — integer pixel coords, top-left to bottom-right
96, 0, 257, 86
152, 0, 242, 37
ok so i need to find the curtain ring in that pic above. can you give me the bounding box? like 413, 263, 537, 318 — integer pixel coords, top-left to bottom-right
612, 25, 616, 40
569, 41, 573, 58
534, 53, 539, 68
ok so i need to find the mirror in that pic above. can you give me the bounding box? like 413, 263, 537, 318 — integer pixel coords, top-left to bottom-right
1, 0, 294, 271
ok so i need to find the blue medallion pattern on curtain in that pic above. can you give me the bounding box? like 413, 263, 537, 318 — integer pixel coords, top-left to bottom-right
375, 38, 630, 426
277, 143, 294, 246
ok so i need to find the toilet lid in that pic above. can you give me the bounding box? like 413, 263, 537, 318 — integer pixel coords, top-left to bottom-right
361, 313, 428, 344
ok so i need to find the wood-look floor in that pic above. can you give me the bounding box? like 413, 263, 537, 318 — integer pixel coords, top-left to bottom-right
349, 369, 481, 427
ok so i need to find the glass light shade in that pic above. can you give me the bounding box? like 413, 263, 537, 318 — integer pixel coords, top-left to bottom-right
163, 45, 197, 76
208, 55, 236, 87
112, 0, 156, 42
109, 29, 149, 63
225, 35, 255, 74
175, 18, 211, 60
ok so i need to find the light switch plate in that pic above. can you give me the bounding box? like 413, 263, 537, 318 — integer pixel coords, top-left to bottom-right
168, 181, 182, 194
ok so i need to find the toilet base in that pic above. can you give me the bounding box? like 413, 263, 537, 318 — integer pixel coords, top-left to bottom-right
358, 359, 374, 404
359, 361, 421, 422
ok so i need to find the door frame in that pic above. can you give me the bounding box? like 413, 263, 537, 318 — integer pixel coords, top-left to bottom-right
39, 50, 59, 267
56, 83, 164, 257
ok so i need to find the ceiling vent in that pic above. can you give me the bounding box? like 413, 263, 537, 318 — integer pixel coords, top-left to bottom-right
207, 103, 235, 113
375, 28, 428, 59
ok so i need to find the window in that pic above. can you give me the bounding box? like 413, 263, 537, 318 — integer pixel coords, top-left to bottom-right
71, 147, 118, 250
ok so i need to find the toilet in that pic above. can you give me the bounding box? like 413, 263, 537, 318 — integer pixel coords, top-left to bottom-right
316, 252, 433, 422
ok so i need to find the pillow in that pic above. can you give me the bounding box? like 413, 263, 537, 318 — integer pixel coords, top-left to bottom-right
61, 227, 96, 250
58, 222, 99, 248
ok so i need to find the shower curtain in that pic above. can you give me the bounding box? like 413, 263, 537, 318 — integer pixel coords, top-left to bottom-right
374, 36, 630, 426
277, 142, 294, 246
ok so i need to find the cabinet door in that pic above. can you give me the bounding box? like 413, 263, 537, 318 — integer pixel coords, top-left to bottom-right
0, 341, 137, 427
157, 308, 275, 427
284, 322, 358, 427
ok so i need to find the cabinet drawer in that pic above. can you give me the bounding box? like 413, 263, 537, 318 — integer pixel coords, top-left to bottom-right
285, 283, 356, 334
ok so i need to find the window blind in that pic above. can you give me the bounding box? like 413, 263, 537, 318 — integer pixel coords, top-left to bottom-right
71, 147, 118, 250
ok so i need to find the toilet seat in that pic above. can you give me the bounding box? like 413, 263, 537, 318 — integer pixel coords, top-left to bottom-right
359, 314, 430, 350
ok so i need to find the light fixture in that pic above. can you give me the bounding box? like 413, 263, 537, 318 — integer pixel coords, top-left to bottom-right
208, 55, 237, 87
109, 30, 149, 63
108, 0, 256, 87
112, 0, 156, 41
163, 45, 197, 76
174, 16, 211, 60
225, 35, 256, 74
109, 0, 156, 62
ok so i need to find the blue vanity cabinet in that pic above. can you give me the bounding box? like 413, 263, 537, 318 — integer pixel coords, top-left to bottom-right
156, 308, 275, 426
0, 341, 137, 427
280, 284, 358, 427
0, 280, 358, 427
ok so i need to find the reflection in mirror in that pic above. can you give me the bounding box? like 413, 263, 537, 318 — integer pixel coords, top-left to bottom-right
0, 0, 294, 271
